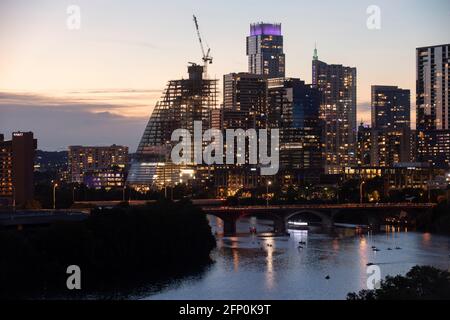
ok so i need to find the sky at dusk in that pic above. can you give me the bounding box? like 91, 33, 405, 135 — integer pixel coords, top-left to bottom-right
1, 0, 449, 151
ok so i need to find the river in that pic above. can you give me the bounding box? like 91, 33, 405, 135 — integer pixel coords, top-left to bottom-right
143, 216, 450, 300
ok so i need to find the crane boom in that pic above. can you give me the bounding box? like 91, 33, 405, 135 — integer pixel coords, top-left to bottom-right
192, 15, 212, 77
193, 15, 206, 58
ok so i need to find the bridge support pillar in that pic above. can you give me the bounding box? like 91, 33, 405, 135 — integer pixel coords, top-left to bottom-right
223, 218, 237, 236
274, 219, 287, 235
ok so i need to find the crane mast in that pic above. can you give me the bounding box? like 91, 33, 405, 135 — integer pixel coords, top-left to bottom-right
193, 15, 212, 78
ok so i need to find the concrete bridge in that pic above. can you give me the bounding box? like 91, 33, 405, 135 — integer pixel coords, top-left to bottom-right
201, 203, 436, 235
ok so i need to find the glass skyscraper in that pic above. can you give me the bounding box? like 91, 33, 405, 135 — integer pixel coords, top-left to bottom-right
312, 49, 357, 174
127, 64, 218, 189
416, 44, 450, 131
246, 23, 285, 78
371, 85, 410, 131
416, 44, 450, 168
268, 78, 323, 180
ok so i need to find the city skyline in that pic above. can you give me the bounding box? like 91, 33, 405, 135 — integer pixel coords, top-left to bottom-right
1, 0, 449, 150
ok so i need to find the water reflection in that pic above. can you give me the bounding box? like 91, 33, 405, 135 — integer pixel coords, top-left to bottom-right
145, 216, 450, 300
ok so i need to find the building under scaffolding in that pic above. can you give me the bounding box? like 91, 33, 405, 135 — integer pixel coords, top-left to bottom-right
127, 64, 218, 190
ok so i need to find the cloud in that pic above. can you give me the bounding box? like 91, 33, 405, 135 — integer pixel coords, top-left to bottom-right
0, 91, 154, 151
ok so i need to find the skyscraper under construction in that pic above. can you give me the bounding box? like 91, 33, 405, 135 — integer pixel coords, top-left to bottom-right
127, 64, 218, 190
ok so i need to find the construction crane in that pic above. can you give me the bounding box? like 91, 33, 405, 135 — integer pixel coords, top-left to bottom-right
193, 14, 212, 77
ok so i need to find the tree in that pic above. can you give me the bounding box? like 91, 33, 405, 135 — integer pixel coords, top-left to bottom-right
348, 266, 450, 300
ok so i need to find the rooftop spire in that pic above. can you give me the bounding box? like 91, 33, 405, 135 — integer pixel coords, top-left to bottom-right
313, 43, 318, 61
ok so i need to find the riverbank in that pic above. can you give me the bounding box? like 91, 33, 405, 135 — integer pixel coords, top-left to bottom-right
0, 200, 216, 299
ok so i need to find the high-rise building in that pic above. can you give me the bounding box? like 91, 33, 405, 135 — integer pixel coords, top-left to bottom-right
416, 44, 450, 168
268, 78, 323, 180
312, 48, 357, 174
68, 145, 128, 186
370, 128, 412, 167
418, 130, 450, 168
357, 124, 413, 168
357, 123, 372, 166
0, 132, 37, 206
223, 72, 268, 129
247, 23, 285, 78
416, 44, 450, 131
127, 64, 218, 189
369, 85, 412, 167
371, 85, 410, 131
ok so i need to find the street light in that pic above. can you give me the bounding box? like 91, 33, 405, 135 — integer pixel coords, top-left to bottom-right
266, 180, 272, 207
72, 185, 77, 203
122, 185, 127, 202
360, 180, 366, 204
53, 182, 58, 210
12, 184, 16, 213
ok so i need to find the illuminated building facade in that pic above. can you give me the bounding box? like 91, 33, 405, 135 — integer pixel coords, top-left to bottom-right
416, 44, 450, 132
127, 64, 218, 190
344, 163, 445, 192
416, 44, 450, 168
223, 72, 268, 129
312, 49, 357, 174
68, 145, 128, 186
371, 85, 410, 131
417, 130, 450, 168
357, 123, 372, 166
0, 132, 37, 206
267, 78, 323, 180
370, 128, 413, 167
247, 23, 285, 78
357, 125, 413, 168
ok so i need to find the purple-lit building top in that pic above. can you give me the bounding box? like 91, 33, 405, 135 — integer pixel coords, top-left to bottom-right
247, 22, 285, 78
250, 23, 282, 36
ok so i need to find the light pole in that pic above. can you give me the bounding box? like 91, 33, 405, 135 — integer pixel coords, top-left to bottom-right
72, 185, 76, 203
122, 185, 127, 202
360, 180, 366, 204
53, 182, 58, 210
12, 184, 16, 213
266, 180, 272, 207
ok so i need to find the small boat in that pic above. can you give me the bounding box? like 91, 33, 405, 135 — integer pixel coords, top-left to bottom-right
325, 275, 330, 280
395, 247, 402, 250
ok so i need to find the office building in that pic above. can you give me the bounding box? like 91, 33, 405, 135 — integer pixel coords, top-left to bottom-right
416, 44, 450, 131
0, 132, 37, 206
247, 22, 285, 78
357, 123, 372, 166
223, 72, 268, 129
68, 145, 128, 186
371, 85, 410, 131
312, 48, 357, 174
416, 44, 450, 168
268, 77, 323, 181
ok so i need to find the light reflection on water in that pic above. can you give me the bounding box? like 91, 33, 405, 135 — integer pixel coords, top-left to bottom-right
145, 216, 450, 300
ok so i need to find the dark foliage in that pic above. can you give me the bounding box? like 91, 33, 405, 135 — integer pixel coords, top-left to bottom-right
0, 200, 216, 299
348, 266, 450, 300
